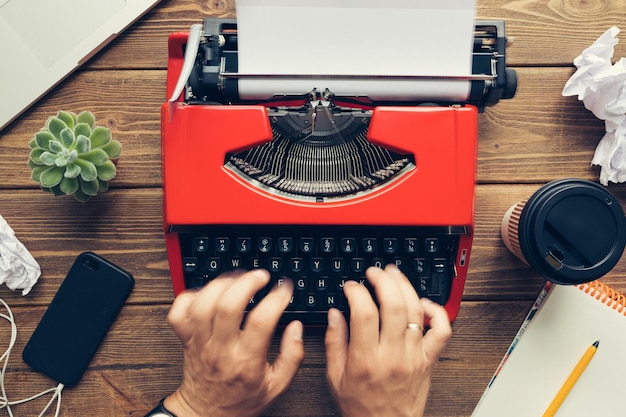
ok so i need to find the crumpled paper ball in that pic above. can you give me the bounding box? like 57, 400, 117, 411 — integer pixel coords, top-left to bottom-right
562, 26, 626, 185
0, 215, 41, 295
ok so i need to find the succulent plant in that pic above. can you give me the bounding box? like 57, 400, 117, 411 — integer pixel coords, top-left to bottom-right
28, 110, 122, 202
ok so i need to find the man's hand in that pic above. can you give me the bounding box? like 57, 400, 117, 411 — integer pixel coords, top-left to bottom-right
325, 265, 452, 417
164, 269, 304, 417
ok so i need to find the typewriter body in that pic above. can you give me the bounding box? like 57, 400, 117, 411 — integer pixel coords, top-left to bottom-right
162, 18, 516, 323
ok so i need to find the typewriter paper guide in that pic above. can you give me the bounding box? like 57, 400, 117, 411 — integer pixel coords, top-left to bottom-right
235, 0, 476, 102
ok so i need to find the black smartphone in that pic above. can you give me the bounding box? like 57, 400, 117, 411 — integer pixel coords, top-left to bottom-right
22, 252, 134, 386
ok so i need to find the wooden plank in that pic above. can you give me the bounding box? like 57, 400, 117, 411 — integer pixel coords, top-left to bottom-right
85, 0, 626, 69
0, 189, 174, 308
1, 185, 624, 309
478, 0, 626, 66
0, 70, 164, 189
478, 67, 607, 183
0, 67, 615, 188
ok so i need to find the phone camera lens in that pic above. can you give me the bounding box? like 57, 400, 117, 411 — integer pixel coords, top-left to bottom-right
82, 257, 100, 271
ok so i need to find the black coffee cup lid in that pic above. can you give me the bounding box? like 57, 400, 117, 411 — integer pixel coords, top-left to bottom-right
519, 179, 626, 284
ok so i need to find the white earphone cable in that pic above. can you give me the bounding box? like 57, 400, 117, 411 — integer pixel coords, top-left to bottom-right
0, 297, 64, 416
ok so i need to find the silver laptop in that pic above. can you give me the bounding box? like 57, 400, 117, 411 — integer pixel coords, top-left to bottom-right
0, 0, 161, 131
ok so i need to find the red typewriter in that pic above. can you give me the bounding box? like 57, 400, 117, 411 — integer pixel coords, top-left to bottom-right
162, 18, 516, 323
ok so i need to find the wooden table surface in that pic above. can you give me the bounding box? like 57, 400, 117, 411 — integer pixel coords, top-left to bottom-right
2, 1, 626, 415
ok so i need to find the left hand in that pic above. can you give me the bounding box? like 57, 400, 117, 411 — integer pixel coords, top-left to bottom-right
163, 269, 305, 417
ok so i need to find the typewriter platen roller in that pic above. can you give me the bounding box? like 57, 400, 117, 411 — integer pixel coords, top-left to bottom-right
162, 17, 516, 323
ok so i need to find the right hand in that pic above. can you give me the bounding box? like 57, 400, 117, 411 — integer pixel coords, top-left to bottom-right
324, 265, 452, 417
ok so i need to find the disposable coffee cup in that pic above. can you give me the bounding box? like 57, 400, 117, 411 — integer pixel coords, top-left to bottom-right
501, 178, 626, 284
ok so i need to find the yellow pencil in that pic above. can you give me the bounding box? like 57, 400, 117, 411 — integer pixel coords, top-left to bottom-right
542, 340, 599, 417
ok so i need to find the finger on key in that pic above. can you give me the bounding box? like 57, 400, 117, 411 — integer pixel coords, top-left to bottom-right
384, 264, 425, 337
185, 271, 243, 338
343, 280, 380, 358
420, 298, 452, 361
241, 278, 294, 354
366, 266, 408, 344
212, 269, 271, 344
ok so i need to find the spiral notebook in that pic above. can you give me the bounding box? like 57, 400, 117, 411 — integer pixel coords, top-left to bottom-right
471, 280, 626, 417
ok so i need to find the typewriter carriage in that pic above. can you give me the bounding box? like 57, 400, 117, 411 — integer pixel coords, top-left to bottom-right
173, 18, 516, 111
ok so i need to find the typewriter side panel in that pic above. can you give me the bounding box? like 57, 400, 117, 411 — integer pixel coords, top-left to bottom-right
367, 106, 477, 225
